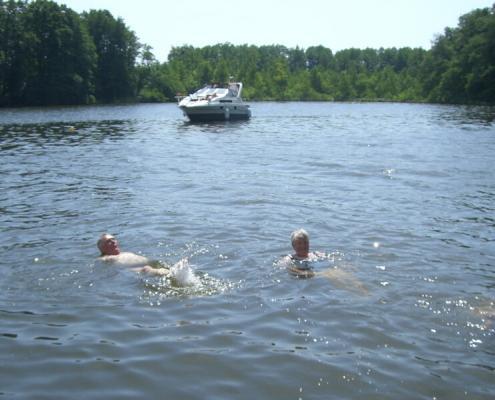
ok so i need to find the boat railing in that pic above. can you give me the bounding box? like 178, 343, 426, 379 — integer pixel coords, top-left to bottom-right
175, 93, 187, 103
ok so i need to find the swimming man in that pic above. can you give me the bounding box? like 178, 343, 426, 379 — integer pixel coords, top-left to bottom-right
97, 233, 169, 276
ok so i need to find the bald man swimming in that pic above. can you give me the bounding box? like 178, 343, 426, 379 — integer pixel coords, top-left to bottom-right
97, 233, 169, 276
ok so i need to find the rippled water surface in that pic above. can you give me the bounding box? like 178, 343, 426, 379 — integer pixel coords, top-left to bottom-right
1, 102, 494, 399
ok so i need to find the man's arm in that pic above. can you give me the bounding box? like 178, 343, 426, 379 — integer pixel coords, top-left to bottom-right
132, 265, 170, 276
287, 265, 315, 278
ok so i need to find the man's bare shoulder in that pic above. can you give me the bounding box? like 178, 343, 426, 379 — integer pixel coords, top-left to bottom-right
99, 252, 149, 266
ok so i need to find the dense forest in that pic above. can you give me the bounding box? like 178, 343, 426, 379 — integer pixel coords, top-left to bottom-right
1, 0, 494, 106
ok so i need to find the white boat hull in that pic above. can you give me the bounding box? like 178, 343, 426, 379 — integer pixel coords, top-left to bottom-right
180, 104, 251, 122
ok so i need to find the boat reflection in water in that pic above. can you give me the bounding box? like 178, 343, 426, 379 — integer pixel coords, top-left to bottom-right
177, 81, 251, 122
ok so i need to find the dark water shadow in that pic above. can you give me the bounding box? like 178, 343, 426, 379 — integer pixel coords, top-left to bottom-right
176, 119, 251, 134
0, 120, 137, 151
435, 105, 495, 128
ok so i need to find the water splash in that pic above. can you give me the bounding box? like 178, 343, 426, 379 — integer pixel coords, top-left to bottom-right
141, 271, 236, 303
139, 256, 237, 303
169, 258, 200, 287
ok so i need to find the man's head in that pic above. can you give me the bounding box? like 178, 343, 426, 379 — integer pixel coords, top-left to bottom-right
97, 233, 120, 256
291, 229, 309, 258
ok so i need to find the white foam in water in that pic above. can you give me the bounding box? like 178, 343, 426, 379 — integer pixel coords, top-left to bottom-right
169, 258, 200, 287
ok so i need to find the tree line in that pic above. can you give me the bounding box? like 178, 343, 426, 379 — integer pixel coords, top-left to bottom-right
1, 0, 494, 107
0, 0, 138, 106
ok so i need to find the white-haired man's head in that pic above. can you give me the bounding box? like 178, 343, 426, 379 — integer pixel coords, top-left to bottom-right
290, 229, 309, 258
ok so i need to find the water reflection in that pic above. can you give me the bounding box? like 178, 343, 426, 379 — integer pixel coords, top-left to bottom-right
435, 105, 495, 127
0, 120, 136, 152
177, 119, 251, 134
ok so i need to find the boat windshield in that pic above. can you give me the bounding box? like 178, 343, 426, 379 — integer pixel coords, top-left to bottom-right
195, 87, 210, 96
192, 87, 229, 97
213, 88, 228, 96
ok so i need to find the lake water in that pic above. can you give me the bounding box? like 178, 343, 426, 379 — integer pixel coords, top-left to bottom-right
0, 102, 494, 399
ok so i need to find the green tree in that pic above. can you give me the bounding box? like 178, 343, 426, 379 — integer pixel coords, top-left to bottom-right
421, 5, 495, 103
0, 0, 33, 106
83, 9, 139, 102
306, 45, 333, 69
457, 7, 495, 102
137, 62, 182, 102
288, 46, 306, 72
21, 0, 96, 105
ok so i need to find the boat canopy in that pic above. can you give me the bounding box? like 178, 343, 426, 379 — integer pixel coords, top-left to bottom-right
190, 82, 243, 98
192, 87, 229, 98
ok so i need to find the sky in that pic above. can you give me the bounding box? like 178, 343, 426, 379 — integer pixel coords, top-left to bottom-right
57, 0, 494, 62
